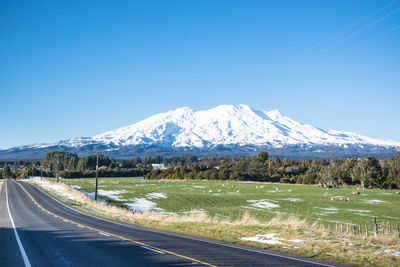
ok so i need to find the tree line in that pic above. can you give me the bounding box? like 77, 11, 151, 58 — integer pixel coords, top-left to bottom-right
146, 151, 400, 189
1, 150, 400, 189
0, 151, 197, 179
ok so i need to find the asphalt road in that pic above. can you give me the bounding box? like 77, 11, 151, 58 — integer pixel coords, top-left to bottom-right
0, 180, 341, 267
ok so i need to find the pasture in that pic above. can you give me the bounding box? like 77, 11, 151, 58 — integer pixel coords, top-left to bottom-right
60, 178, 400, 226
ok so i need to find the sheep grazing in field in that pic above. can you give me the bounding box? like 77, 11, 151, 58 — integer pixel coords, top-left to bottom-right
352, 192, 360, 195
208, 190, 212, 193
339, 197, 343, 201
275, 187, 279, 191
260, 185, 264, 188
217, 189, 222, 192
346, 198, 350, 201
326, 188, 329, 191
288, 189, 292, 192
396, 192, 400, 195
330, 197, 334, 201
256, 186, 259, 189
222, 184, 225, 187
236, 190, 240, 193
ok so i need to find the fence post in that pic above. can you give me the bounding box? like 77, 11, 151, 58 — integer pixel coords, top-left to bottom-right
374, 217, 378, 237
359, 224, 362, 237
397, 224, 400, 238
365, 224, 369, 238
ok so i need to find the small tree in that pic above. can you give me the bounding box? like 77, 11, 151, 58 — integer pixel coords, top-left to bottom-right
318, 155, 339, 187
255, 151, 269, 162
352, 157, 382, 189
2, 165, 12, 179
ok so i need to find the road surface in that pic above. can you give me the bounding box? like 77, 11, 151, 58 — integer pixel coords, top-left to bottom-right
0, 180, 340, 266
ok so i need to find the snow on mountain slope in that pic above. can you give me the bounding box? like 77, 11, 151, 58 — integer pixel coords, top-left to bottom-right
90, 104, 400, 149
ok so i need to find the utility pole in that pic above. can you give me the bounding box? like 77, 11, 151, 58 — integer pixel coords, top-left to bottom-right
57, 157, 60, 183
95, 153, 99, 201
40, 165, 43, 180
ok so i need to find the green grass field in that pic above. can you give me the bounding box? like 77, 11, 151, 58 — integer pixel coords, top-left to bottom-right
59, 178, 400, 226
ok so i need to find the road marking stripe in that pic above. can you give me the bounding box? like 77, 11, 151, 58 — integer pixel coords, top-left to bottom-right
140, 245, 165, 254
5, 181, 32, 267
99, 232, 110, 237
16, 182, 216, 267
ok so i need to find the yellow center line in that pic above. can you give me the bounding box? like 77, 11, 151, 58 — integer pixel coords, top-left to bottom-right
17, 182, 217, 267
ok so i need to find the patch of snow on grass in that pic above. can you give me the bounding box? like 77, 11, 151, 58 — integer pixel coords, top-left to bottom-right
146, 192, 167, 199
39, 183, 66, 193
97, 190, 128, 201
384, 249, 400, 257
364, 199, 387, 204
320, 207, 339, 211
247, 199, 279, 209
70, 185, 81, 189
125, 198, 164, 213
347, 209, 371, 213
35, 180, 77, 202
286, 198, 302, 202
192, 186, 205, 188
239, 233, 303, 248
239, 233, 285, 245
180, 209, 204, 214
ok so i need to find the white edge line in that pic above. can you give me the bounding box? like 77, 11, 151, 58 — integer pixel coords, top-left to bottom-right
99, 232, 110, 237
140, 245, 165, 254
6, 181, 32, 267
24, 181, 336, 267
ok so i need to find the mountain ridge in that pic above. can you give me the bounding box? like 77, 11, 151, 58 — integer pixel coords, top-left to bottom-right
1, 104, 399, 159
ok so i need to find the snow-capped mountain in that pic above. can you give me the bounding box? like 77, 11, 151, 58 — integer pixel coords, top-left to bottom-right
1, 104, 399, 159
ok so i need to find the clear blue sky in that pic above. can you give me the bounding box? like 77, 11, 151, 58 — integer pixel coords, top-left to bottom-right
1, 0, 399, 148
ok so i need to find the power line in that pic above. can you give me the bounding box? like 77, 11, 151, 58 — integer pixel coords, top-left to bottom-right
293, 0, 400, 60
329, 23, 400, 61
314, 6, 400, 57
265, 1, 400, 81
